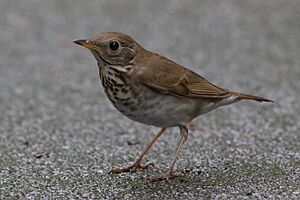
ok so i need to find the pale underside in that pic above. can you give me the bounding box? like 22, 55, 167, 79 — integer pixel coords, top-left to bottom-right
118, 86, 238, 127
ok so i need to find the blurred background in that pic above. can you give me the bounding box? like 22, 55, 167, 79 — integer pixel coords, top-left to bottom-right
0, 0, 299, 199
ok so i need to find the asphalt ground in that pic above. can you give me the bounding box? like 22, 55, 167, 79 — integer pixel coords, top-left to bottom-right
0, 0, 300, 199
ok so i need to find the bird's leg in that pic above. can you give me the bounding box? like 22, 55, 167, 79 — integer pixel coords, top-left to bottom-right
150, 125, 188, 182
111, 128, 166, 174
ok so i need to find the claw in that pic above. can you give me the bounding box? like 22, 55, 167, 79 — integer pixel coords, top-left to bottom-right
111, 162, 154, 174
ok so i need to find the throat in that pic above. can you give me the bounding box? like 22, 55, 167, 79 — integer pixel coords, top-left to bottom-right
100, 66, 130, 100
98, 63, 136, 110
100, 65, 128, 85
108, 65, 133, 73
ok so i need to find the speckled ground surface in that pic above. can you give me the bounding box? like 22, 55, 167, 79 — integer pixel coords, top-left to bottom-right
1, 0, 300, 199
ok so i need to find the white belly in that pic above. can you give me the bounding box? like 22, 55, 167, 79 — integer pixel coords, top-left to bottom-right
125, 94, 198, 127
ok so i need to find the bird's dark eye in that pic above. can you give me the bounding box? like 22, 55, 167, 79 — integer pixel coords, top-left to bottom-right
109, 41, 120, 51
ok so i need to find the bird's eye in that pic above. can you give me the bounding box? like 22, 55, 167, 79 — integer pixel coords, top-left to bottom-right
109, 41, 120, 51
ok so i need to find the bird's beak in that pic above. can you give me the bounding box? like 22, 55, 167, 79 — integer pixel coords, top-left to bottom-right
73, 39, 99, 51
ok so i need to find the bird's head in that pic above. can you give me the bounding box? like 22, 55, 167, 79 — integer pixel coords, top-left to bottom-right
74, 32, 142, 69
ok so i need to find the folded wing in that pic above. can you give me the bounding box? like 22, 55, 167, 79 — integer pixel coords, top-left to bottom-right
134, 53, 231, 100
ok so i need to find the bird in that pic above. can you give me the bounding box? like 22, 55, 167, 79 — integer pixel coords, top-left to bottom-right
74, 32, 272, 181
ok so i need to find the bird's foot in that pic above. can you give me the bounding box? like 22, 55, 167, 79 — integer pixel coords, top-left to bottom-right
111, 162, 154, 174
149, 171, 184, 182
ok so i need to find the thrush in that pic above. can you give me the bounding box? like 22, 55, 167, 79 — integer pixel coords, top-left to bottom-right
74, 32, 272, 181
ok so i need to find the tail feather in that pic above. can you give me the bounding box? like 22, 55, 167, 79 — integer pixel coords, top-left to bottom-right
231, 92, 273, 103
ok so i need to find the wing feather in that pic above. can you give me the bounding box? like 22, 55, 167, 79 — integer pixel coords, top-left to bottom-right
132, 52, 231, 100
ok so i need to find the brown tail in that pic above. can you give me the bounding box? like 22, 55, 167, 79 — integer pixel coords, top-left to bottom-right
232, 92, 273, 103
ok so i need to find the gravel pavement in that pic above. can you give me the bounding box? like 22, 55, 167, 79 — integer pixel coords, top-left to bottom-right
1, 0, 300, 199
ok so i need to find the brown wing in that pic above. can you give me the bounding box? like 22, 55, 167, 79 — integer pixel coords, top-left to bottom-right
132, 52, 231, 99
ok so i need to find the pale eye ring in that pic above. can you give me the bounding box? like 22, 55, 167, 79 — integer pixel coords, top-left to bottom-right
109, 40, 120, 51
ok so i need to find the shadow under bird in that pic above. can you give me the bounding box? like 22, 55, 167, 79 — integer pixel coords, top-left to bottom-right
74, 32, 273, 181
